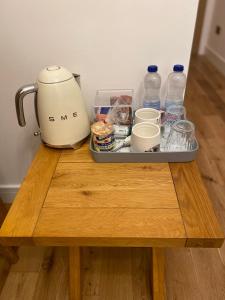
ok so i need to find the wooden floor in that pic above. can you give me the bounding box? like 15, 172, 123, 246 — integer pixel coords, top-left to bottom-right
1, 56, 225, 299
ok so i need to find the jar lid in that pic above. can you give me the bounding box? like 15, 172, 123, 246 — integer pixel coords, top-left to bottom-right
38, 66, 73, 84
91, 121, 113, 136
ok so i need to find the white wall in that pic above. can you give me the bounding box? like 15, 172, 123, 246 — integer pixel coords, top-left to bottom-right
199, 0, 216, 55
205, 0, 225, 75
208, 0, 225, 57
198, 0, 225, 75
0, 0, 199, 201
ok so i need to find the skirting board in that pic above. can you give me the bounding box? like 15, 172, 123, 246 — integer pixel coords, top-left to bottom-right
205, 46, 225, 77
0, 185, 20, 203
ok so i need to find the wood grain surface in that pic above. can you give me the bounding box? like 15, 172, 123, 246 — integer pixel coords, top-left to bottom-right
34, 154, 187, 247
151, 248, 166, 300
0, 257, 10, 296
60, 142, 93, 163
0, 145, 61, 246
32, 247, 69, 300
0, 199, 18, 264
170, 161, 224, 247
69, 247, 81, 300
33, 208, 185, 247
45, 162, 178, 209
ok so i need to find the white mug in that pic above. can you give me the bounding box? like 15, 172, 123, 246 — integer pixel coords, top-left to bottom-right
134, 108, 161, 125
131, 122, 160, 152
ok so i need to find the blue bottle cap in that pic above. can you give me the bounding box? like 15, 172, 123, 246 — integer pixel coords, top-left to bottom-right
173, 64, 184, 72
100, 107, 110, 114
147, 65, 158, 72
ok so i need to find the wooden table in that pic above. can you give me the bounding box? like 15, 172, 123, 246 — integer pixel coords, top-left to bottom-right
0, 143, 224, 300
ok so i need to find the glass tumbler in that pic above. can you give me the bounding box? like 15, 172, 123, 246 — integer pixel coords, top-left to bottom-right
166, 120, 195, 152
160, 105, 186, 151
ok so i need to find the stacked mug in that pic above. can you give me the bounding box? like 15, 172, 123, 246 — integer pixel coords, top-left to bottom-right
131, 108, 162, 152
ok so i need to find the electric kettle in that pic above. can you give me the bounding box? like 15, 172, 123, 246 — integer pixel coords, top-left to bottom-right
15, 66, 90, 149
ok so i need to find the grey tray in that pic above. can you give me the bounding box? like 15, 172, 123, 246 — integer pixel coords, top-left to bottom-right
89, 139, 199, 163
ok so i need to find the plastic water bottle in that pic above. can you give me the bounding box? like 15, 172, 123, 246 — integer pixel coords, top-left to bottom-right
143, 65, 161, 110
165, 65, 186, 110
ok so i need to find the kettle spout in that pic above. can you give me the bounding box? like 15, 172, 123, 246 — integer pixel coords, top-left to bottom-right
73, 74, 81, 87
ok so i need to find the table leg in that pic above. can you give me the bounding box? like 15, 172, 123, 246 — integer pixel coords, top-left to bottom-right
69, 247, 81, 300
150, 248, 166, 300
0, 198, 19, 264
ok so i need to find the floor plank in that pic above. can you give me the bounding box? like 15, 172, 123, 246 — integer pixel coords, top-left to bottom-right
166, 249, 201, 300
0, 257, 10, 295
0, 272, 39, 300
32, 247, 69, 300
10, 246, 46, 272
191, 248, 225, 300
82, 248, 102, 297
97, 248, 133, 300
131, 248, 151, 300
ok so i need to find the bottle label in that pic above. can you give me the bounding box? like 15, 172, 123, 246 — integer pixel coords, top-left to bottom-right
165, 99, 183, 110
143, 100, 160, 110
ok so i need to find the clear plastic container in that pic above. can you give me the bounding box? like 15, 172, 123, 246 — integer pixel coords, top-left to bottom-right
143, 65, 161, 110
94, 89, 133, 125
165, 65, 186, 110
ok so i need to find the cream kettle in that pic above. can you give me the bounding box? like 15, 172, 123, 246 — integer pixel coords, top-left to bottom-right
15, 66, 90, 149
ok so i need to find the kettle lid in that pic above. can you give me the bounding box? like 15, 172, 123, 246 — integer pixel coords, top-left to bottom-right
38, 66, 73, 84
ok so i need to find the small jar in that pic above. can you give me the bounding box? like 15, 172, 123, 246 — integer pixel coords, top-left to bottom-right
91, 121, 115, 152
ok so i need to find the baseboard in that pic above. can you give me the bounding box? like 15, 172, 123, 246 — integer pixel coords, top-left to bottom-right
0, 185, 20, 203
205, 46, 225, 77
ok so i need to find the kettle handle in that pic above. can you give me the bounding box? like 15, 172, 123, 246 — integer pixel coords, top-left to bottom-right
15, 84, 38, 127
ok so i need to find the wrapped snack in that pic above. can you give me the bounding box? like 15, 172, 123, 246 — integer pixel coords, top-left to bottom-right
95, 107, 111, 122
110, 95, 132, 125
113, 124, 131, 139
91, 121, 115, 152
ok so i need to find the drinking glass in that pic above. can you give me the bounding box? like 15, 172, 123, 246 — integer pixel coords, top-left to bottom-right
160, 105, 186, 151
165, 120, 195, 152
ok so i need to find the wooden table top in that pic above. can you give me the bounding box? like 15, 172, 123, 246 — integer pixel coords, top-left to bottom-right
0, 143, 224, 248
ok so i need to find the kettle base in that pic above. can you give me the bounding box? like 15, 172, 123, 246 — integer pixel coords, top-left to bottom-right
42, 136, 89, 150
